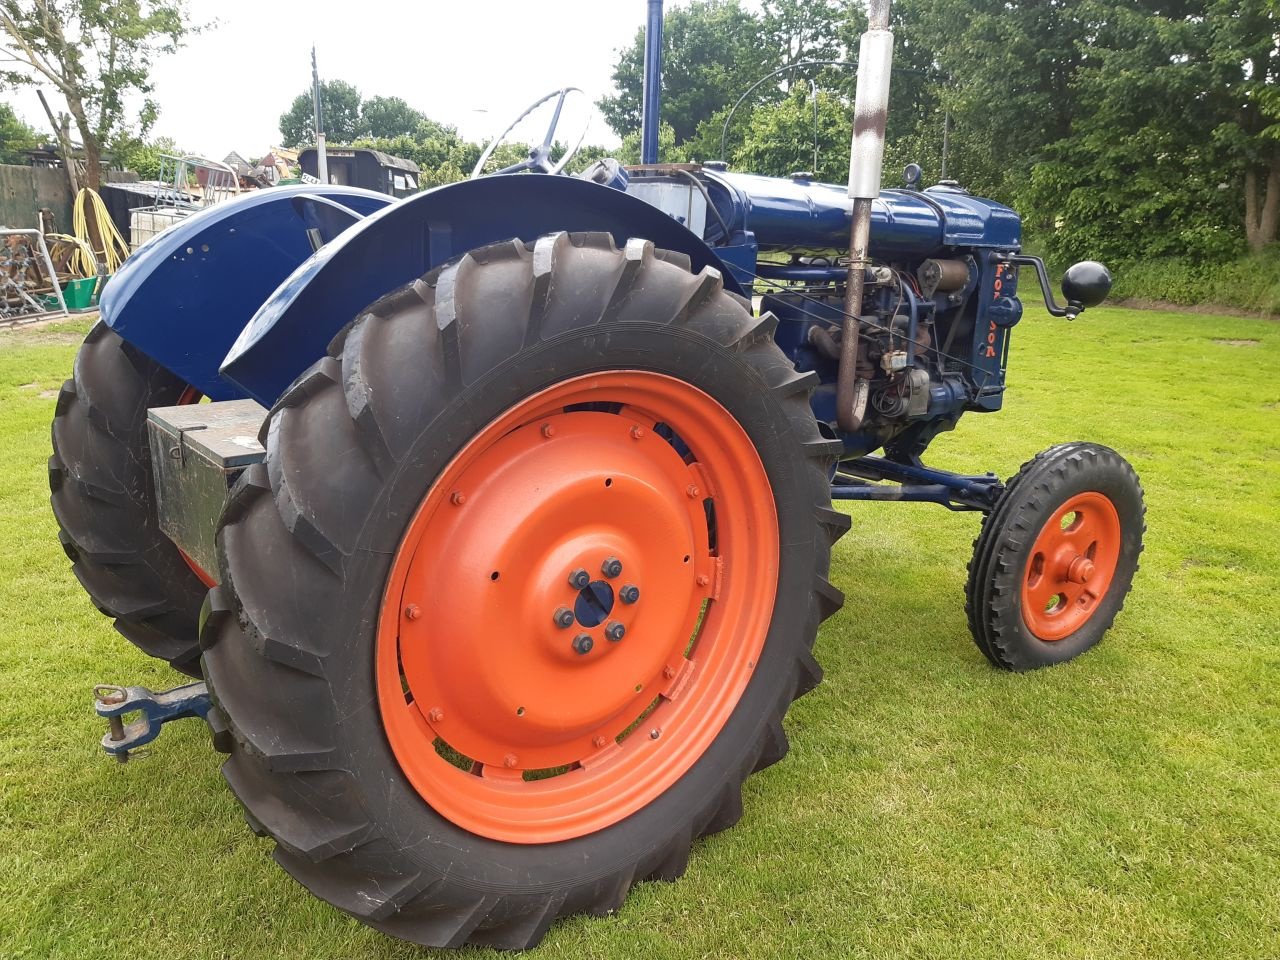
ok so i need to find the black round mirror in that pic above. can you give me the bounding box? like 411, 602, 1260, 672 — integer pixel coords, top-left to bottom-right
1061, 261, 1112, 308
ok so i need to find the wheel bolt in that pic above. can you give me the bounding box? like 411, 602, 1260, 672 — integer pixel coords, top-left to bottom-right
568, 568, 590, 589
593, 735, 609, 749
686, 484, 700, 499
602, 556, 623, 578
450, 491, 466, 506
503, 753, 518, 768
553, 607, 575, 629
572, 634, 594, 655
604, 621, 625, 642
697, 574, 710, 587
630, 425, 646, 440
619, 584, 640, 604
541, 423, 556, 438
428, 708, 444, 723
404, 604, 421, 620
1067, 557, 1096, 584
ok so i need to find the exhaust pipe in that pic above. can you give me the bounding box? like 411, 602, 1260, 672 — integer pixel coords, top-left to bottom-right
838, 0, 894, 433
640, 0, 664, 165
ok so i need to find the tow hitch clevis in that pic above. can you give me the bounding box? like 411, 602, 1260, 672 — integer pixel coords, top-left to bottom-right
93, 682, 211, 762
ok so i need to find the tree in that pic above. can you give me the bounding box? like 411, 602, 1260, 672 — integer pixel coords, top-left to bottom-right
0, 102, 38, 163
0, 0, 194, 188
1024, 0, 1280, 263
735, 86, 852, 182
361, 95, 425, 140
114, 134, 181, 180
279, 79, 364, 148
599, 0, 773, 145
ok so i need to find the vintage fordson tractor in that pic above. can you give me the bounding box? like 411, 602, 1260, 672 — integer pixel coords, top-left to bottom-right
50, 2, 1144, 950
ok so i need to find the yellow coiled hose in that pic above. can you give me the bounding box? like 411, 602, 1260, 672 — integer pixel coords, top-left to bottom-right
73, 187, 130, 274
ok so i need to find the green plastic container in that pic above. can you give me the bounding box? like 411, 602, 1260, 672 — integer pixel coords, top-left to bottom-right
61, 276, 98, 310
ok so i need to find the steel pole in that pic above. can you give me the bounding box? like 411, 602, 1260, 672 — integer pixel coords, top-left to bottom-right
838, 0, 894, 433
312, 45, 329, 184
640, 0, 664, 164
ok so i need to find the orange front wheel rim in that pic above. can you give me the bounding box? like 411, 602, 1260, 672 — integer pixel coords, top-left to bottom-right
1021, 491, 1121, 641
376, 371, 779, 843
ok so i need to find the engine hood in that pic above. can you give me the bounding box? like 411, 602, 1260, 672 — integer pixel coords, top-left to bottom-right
708, 170, 1022, 255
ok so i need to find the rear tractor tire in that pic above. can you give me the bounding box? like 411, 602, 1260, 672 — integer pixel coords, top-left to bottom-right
49, 322, 210, 677
201, 232, 849, 949
966, 442, 1145, 671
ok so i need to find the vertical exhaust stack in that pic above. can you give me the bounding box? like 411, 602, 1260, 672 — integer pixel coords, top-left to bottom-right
641, 0, 664, 165
311, 45, 329, 185
838, 0, 894, 433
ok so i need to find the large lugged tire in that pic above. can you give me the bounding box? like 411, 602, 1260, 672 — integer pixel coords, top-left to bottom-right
966, 442, 1145, 671
49, 322, 208, 676
201, 233, 849, 949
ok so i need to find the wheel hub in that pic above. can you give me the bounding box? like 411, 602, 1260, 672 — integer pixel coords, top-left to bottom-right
398, 412, 702, 769
1021, 491, 1122, 641
375, 371, 779, 843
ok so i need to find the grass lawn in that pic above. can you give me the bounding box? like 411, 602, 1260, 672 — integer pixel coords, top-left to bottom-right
0, 306, 1276, 959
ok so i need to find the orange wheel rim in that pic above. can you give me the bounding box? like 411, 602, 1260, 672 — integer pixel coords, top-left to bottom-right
1020, 491, 1120, 641
376, 371, 779, 843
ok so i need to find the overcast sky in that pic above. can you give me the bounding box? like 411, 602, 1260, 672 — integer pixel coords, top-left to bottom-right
8, 1, 712, 160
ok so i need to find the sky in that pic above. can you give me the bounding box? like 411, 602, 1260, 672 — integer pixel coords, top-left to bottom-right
7, 0, 708, 160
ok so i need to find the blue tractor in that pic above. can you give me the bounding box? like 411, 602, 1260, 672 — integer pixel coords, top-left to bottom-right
51, 2, 1143, 950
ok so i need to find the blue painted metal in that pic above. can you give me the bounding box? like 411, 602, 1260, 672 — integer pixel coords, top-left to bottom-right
221, 174, 744, 404
99, 185, 393, 400
641, 0, 664, 164
832, 457, 1004, 512
94, 682, 211, 759
705, 170, 1022, 253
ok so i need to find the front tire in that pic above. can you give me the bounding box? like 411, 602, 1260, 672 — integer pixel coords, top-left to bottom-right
966, 442, 1145, 671
201, 233, 849, 948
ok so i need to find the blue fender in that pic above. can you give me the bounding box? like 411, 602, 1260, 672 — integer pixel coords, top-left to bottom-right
220, 174, 744, 405
99, 185, 394, 399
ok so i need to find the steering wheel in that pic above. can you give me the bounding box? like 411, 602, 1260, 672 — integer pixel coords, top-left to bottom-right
470, 87, 590, 179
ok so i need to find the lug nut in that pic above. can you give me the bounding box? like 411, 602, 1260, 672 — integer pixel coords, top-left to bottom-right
568, 568, 591, 589
503, 753, 518, 768
593, 735, 609, 749
428, 707, 444, 723
601, 557, 623, 578
686, 484, 700, 499
630, 425, 646, 440
553, 607, 575, 629
541, 423, 556, 438
604, 621, 625, 642
572, 634, 594, 655
619, 584, 640, 604
404, 604, 421, 620
450, 491, 466, 506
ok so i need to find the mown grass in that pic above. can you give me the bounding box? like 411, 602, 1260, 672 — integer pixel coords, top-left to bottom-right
0, 306, 1276, 959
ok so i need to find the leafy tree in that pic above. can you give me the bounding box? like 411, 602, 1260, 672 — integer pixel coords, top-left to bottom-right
0, 0, 195, 188
279, 79, 364, 147
616, 121, 680, 165
599, 0, 772, 145
762, 0, 848, 73
0, 102, 38, 163
361, 95, 425, 140
1024, 0, 1279, 264
113, 134, 181, 180
735, 86, 851, 181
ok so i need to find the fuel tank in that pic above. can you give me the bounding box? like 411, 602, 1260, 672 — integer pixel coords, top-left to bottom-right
707, 170, 1022, 255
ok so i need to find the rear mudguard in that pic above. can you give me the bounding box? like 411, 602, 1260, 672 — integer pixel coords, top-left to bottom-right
220, 174, 744, 405
98, 185, 394, 400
